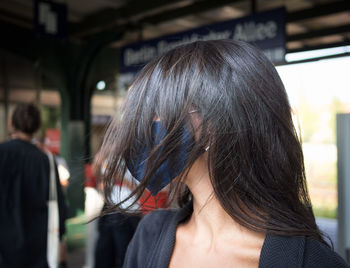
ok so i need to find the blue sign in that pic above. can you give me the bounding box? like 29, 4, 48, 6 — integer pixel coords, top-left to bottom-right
34, 0, 67, 38
120, 7, 286, 83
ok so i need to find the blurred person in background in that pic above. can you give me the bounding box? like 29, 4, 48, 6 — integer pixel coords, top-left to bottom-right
54, 155, 70, 189
84, 155, 104, 268
89, 154, 168, 268
94, 168, 141, 268
36, 134, 70, 268
99, 40, 349, 268
0, 103, 67, 268
42, 130, 70, 189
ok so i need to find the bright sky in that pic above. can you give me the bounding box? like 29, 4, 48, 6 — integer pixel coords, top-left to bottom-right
277, 56, 350, 107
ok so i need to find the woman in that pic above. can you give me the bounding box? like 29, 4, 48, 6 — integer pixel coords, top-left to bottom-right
0, 103, 66, 268
99, 40, 349, 267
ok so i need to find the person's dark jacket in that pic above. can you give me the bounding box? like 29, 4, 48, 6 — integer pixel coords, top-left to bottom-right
0, 139, 67, 268
123, 204, 349, 268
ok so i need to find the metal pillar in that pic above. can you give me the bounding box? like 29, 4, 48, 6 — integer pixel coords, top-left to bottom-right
336, 113, 350, 263
65, 121, 85, 216
59, 30, 124, 217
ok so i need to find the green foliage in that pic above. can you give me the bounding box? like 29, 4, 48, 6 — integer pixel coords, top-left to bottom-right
298, 98, 319, 143
328, 97, 345, 144
313, 206, 337, 219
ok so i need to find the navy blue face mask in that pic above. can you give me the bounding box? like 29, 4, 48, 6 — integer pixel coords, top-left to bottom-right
125, 121, 204, 196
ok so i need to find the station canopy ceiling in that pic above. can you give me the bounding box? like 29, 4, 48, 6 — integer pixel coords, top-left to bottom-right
1, 0, 350, 54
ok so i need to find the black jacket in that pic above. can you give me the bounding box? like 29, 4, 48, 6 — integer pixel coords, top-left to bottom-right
124, 205, 349, 268
0, 139, 67, 268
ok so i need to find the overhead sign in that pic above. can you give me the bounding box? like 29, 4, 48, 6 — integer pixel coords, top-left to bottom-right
119, 7, 286, 88
34, 0, 67, 38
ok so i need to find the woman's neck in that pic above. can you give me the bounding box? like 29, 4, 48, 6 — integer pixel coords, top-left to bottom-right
11, 132, 32, 142
184, 154, 265, 247
187, 174, 241, 243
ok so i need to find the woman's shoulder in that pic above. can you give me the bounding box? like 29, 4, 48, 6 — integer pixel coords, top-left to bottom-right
0, 139, 19, 152
132, 202, 193, 242
262, 234, 349, 267
123, 208, 182, 268
0, 139, 44, 156
303, 237, 349, 267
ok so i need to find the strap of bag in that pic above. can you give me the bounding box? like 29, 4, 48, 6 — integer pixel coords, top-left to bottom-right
47, 152, 57, 201
46, 152, 60, 268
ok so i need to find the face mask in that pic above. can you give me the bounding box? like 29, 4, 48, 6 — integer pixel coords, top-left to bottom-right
126, 121, 206, 196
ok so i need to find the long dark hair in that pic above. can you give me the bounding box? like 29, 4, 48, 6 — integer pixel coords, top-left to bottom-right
99, 40, 327, 245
